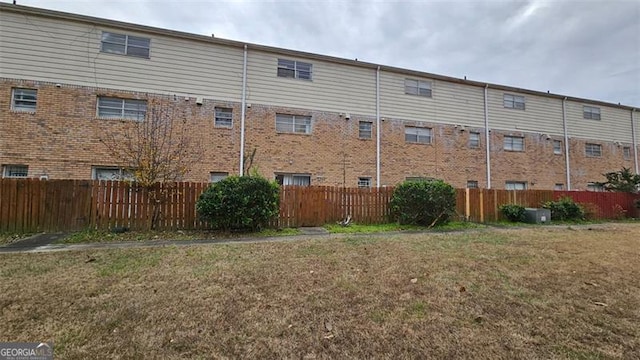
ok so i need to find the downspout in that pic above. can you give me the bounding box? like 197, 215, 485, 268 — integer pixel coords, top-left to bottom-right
562, 97, 571, 190
632, 109, 639, 175
239, 44, 248, 175
483, 84, 491, 189
376, 66, 381, 188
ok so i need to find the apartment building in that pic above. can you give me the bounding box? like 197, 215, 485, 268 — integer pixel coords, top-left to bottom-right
1, 3, 638, 190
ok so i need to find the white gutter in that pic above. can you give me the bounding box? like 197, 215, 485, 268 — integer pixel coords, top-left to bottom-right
483, 84, 491, 189
239, 44, 248, 175
562, 97, 571, 190
376, 66, 381, 188
632, 109, 639, 175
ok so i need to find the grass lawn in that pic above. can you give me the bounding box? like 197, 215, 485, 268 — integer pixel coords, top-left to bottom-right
59, 227, 301, 244
1, 224, 639, 358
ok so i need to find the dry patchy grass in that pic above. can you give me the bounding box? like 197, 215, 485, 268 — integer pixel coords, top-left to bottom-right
1, 224, 639, 359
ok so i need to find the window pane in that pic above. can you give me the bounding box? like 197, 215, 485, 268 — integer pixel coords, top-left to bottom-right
101, 32, 126, 44
359, 121, 372, 139
127, 36, 150, 48
278, 59, 295, 69
101, 42, 126, 54
4, 165, 28, 178
405, 133, 418, 142
126, 46, 150, 58
210, 172, 228, 183
277, 68, 295, 78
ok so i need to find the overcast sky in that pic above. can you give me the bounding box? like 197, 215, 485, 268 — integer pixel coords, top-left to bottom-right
6, 0, 640, 107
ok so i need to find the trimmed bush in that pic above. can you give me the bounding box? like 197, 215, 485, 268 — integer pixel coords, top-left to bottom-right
389, 179, 456, 226
499, 204, 526, 222
196, 175, 280, 231
542, 197, 584, 221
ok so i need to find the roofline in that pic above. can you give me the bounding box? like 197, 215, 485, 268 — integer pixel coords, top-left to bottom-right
1, 2, 636, 111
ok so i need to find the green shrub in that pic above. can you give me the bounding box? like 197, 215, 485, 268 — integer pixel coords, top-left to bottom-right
389, 179, 456, 226
542, 197, 585, 221
196, 175, 280, 231
499, 204, 526, 222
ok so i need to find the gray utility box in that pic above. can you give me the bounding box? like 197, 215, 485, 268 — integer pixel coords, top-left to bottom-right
524, 208, 551, 224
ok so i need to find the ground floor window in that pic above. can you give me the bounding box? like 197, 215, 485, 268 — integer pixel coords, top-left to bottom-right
275, 173, 311, 186
2, 164, 28, 178
358, 177, 372, 188
210, 172, 228, 183
93, 167, 134, 181
505, 181, 526, 190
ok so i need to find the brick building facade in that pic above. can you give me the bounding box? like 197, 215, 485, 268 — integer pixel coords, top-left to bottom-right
0, 4, 638, 190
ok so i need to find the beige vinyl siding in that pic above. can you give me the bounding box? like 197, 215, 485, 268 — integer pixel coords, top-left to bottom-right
565, 101, 633, 143
0, 11, 243, 100
379, 72, 485, 127
246, 51, 376, 115
486, 88, 564, 135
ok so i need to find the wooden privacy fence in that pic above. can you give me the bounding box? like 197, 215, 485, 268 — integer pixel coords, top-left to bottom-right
1, 179, 638, 232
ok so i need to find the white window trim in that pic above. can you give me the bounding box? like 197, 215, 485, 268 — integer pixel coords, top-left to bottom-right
359, 121, 372, 139
214, 107, 233, 128
210, 172, 229, 183
405, 126, 433, 144
2, 164, 28, 178
583, 105, 601, 120
277, 59, 313, 80
404, 79, 432, 97
358, 177, 372, 188
275, 173, 311, 186
101, 31, 150, 59
553, 140, 563, 155
469, 132, 481, 148
504, 94, 525, 110
275, 114, 312, 134
504, 136, 524, 151
92, 167, 135, 181
585, 143, 602, 157
97, 97, 147, 121
505, 181, 527, 190
11, 88, 37, 112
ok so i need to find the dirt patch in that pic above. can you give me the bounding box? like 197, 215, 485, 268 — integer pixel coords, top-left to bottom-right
1, 223, 638, 358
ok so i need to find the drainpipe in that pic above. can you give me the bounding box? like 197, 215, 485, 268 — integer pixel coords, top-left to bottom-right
562, 97, 571, 190
483, 84, 491, 189
376, 66, 381, 188
632, 108, 639, 175
239, 44, 248, 176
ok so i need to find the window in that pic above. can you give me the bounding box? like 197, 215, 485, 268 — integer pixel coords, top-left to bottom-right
467, 180, 479, 189
404, 79, 432, 97
553, 140, 562, 155
554, 184, 564, 190
505, 181, 527, 190
214, 107, 233, 128
275, 114, 312, 134
585, 143, 602, 157
275, 173, 311, 186
11, 88, 37, 112
583, 105, 601, 120
97, 97, 147, 121
623, 146, 631, 160
92, 167, 134, 181
359, 121, 372, 139
101, 32, 150, 58
358, 177, 372, 188
503, 94, 525, 110
210, 172, 228, 183
587, 182, 604, 192
405, 126, 432, 144
2, 165, 28, 178
469, 132, 480, 148
504, 136, 524, 151
277, 59, 312, 80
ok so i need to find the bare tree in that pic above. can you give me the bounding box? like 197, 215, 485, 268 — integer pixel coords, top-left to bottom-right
100, 98, 203, 229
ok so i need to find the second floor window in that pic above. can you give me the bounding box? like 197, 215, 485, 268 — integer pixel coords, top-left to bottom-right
276, 114, 312, 134
469, 132, 480, 148
97, 97, 147, 121
553, 140, 562, 154
405, 126, 432, 144
504, 136, 524, 151
585, 143, 602, 157
277, 59, 312, 80
101, 32, 150, 58
359, 121, 372, 139
11, 88, 37, 112
214, 107, 233, 128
